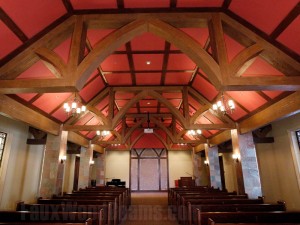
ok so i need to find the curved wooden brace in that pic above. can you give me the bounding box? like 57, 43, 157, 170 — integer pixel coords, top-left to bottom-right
123, 118, 147, 143
190, 104, 211, 124
111, 130, 122, 141
229, 43, 264, 77
129, 131, 144, 149
148, 90, 187, 128
35, 47, 67, 78
152, 132, 170, 150
112, 90, 148, 128
75, 18, 221, 90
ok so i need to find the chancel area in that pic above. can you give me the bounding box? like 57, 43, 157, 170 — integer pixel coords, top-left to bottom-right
0, 0, 300, 224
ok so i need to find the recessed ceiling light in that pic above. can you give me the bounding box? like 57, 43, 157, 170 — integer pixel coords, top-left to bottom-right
146, 61, 151, 65
147, 102, 150, 105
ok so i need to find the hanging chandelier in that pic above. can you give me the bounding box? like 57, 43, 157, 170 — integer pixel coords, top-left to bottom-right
96, 130, 110, 139
212, 93, 235, 114
63, 93, 86, 116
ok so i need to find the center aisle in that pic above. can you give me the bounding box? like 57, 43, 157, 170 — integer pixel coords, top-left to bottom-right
120, 192, 179, 225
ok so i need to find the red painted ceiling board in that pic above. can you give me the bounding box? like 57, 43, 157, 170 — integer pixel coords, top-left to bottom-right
201, 130, 213, 138
262, 90, 284, 99
32, 93, 71, 114
168, 99, 182, 108
86, 131, 97, 139
188, 95, 203, 110
115, 92, 135, 99
165, 72, 193, 85
139, 100, 158, 107
16, 93, 38, 102
102, 106, 109, 116
167, 54, 196, 70
133, 133, 165, 148
104, 73, 132, 85
127, 108, 138, 113
160, 108, 170, 113
224, 34, 245, 62
203, 111, 223, 124
71, 0, 117, 9
136, 73, 161, 85
189, 106, 196, 116
124, 0, 170, 8
229, 0, 299, 35
277, 16, 300, 55
16, 61, 56, 79
52, 107, 69, 122
227, 105, 248, 121
192, 75, 218, 101
242, 57, 284, 76
1, 0, 66, 38
95, 96, 109, 111
87, 29, 115, 47
162, 92, 182, 99
0, 21, 23, 59
177, 0, 223, 7
75, 113, 94, 125
227, 91, 267, 112
133, 54, 164, 70
180, 28, 209, 48
80, 131, 89, 136
115, 99, 129, 108
101, 54, 129, 71
140, 108, 157, 113
86, 69, 100, 83
80, 76, 105, 102
53, 38, 71, 64
131, 32, 165, 51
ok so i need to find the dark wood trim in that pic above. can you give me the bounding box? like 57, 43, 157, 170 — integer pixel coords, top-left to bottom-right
222, 0, 232, 9
270, 2, 300, 39
26, 138, 47, 145
62, 0, 74, 13
126, 42, 136, 86
160, 42, 171, 85
0, 8, 28, 42
117, 0, 125, 9
170, 0, 177, 8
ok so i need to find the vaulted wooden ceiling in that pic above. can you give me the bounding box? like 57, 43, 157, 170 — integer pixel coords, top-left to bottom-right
0, 0, 299, 151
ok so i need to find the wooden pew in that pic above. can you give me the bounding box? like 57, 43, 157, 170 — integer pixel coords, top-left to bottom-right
0, 211, 101, 225
208, 219, 300, 225
37, 199, 117, 225
16, 202, 112, 225
194, 211, 300, 225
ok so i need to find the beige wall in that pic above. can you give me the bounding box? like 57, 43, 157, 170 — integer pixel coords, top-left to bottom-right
0, 115, 44, 210
105, 150, 130, 187
63, 154, 76, 193
222, 153, 237, 192
256, 112, 300, 210
169, 150, 193, 188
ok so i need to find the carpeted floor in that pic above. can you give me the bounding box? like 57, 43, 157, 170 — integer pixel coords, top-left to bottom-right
119, 192, 179, 225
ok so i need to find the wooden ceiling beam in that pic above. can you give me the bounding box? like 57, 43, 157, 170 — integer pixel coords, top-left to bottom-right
63, 124, 112, 131
209, 130, 231, 146
239, 91, 300, 134
0, 94, 60, 135
67, 131, 89, 148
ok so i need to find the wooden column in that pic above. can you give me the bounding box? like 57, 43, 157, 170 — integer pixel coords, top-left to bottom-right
78, 142, 93, 189
231, 129, 262, 198
39, 129, 68, 197
205, 144, 222, 189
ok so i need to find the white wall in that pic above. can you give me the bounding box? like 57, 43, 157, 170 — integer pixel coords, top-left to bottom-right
169, 150, 193, 187
105, 150, 130, 187
0, 115, 44, 210
256, 112, 300, 210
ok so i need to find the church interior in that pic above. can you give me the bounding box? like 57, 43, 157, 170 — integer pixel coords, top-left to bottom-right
0, 0, 300, 224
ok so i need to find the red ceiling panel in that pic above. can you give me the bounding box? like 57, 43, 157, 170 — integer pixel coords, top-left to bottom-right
75, 113, 95, 125
131, 32, 165, 51
224, 34, 245, 62
52, 107, 69, 122
192, 75, 218, 101
162, 92, 182, 99
102, 106, 109, 116
226, 105, 248, 121
101, 54, 129, 71
0, 21, 23, 59
80, 76, 105, 102
95, 96, 109, 111
16, 93, 38, 102
242, 57, 284, 76
160, 108, 170, 113
177, 0, 223, 7
87, 29, 115, 47
229, 0, 299, 35
53, 38, 71, 64
71, 0, 117, 9
32, 93, 71, 114
168, 54, 196, 70
139, 100, 158, 107
262, 90, 284, 99
277, 16, 300, 55
201, 130, 214, 138
1, 0, 66, 38
86, 70, 100, 83
115, 99, 129, 108
133, 54, 164, 70
127, 108, 138, 113
104, 73, 132, 86
189, 106, 196, 116
188, 95, 203, 110
115, 92, 135, 99
133, 133, 165, 148
179, 28, 209, 48
140, 108, 157, 113
227, 91, 267, 112
165, 72, 193, 85
80, 131, 89, 136
168, 99, 182, 108
203, 111, 223, 124
124, 0, 170, 8
16, 61, 56, 79
136, 73, 161, 85
86, 131, 97, 139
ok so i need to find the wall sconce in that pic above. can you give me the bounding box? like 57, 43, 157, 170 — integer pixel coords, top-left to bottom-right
232, 153, 240, 162
60, 155, 67, 164
90, 160, 95, 165
204, 160, 209, 166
